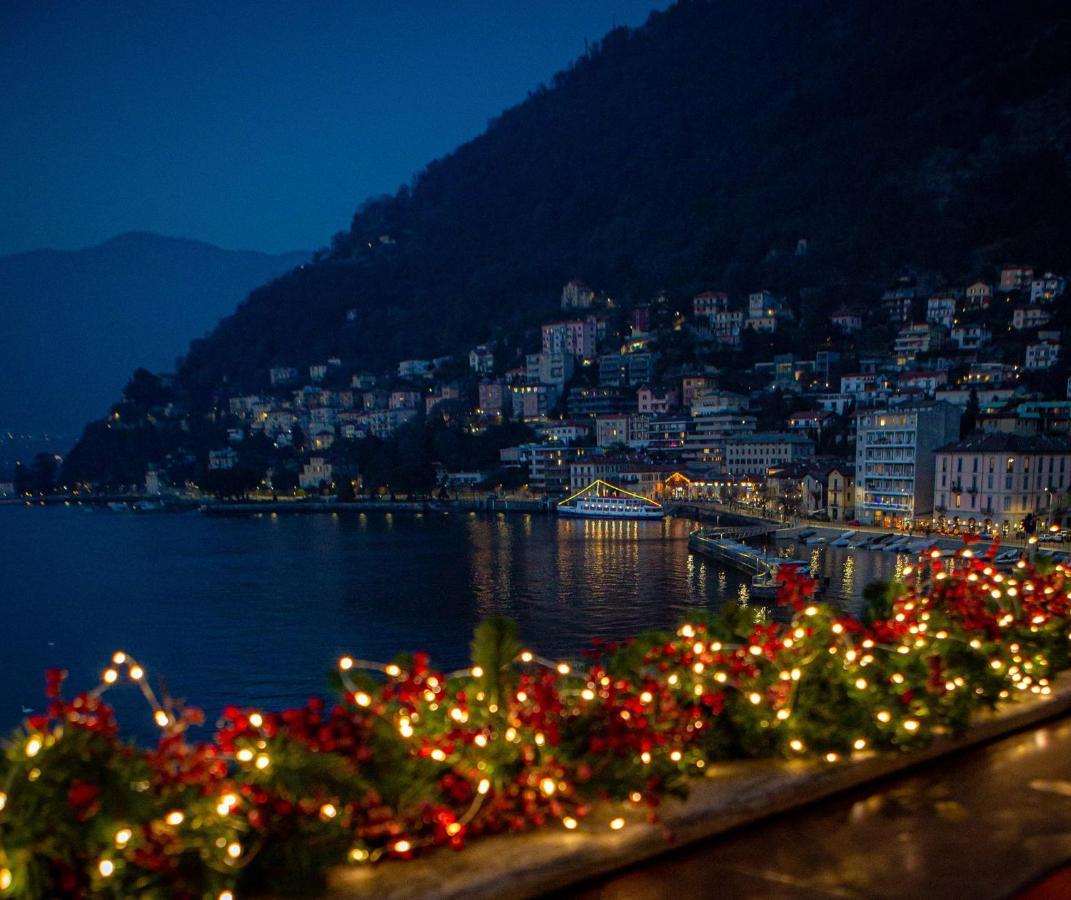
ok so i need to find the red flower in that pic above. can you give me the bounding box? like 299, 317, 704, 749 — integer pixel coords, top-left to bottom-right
67, 780, 101, 821
45, 667, 66, 699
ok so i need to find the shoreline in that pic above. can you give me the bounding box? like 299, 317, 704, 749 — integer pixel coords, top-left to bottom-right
5, 497, 1064, 561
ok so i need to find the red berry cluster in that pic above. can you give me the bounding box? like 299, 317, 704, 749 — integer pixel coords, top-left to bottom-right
2, 545, 1070, 898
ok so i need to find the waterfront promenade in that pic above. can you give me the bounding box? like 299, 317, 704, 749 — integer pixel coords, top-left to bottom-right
571, 713, 1071, 900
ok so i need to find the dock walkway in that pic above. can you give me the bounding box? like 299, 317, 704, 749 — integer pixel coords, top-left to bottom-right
687, 529, 806, 597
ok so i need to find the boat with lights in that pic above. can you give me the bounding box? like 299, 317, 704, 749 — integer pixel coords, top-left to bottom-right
556, 480, 664, 520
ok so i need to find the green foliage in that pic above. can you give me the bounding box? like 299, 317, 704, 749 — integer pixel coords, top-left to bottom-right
603, 628, 672, 679
708, 602, 766, 644
862, 580, 904, 627
0, 727, 154, 897
470, 617, 522, 708
6, 557, 1071, 895
789, 653, 874, 753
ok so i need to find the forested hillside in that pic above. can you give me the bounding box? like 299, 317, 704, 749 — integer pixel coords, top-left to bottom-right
174, 0, 1071, 398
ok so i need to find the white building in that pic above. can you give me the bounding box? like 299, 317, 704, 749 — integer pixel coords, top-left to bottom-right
894, 323, 945, 356
270, 366, 299, 386
398, 359, 434, 379
208, 448, 239, 470
299, 457, 333, 491
1012, 306, 1051, 331
469, 345, 495, 375
261, 409, 298, 437
529, 444, 589, 494
309, 424, 336, 450
1000, 265, 1034, 293
724, 432, 814, 475
561, 279, 596, 310
1030, 274, 1066, 304
511, 384, 559, 421
831, 307, 863, 333
145, 467, 165, 495
744, 291, 791, 333
816, 393, 853, 416
926, 295, 957, 329
689, 390, 749, 416
537, 421, 591, 445
854, 401, 961, 526
357, 407, 418, 438
934, 434, 1071, 530
692, 291, 729, 323
964, 281, 993, 309
525, 351, 575, 388
1025, 341, 1060, 371
712, 309, 745, 345
962, 363, 1019, 385
897, 371, 948, 396
950, 324, 991, 350
542, 319, 597, 360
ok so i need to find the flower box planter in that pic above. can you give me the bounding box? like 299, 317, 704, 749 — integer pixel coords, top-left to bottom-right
324, 671, 1071, 899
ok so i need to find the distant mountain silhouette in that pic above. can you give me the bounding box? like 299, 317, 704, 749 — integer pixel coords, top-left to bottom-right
1, 232, 308, 435
173, 0, 1071, 397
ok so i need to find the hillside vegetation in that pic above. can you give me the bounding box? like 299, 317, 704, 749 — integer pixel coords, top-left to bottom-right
176, 0, 1071, 396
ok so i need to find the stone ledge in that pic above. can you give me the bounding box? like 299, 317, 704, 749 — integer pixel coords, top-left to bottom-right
322, 671, 1071, 900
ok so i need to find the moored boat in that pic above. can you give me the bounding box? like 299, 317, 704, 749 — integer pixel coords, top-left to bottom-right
556, 480, 664, 520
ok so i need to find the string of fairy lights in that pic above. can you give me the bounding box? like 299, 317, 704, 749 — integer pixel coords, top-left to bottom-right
1, 543, 1070, 897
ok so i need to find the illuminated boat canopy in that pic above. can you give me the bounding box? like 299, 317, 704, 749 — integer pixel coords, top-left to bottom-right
557, 480, 664, 520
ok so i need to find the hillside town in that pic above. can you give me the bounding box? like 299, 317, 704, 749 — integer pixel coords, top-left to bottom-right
30, 264, 1071, 539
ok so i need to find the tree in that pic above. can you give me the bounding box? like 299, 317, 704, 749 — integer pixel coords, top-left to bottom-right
961, 388, 979, 438
17, 453, 58, 495
335, 477, 356, 502
122, 368, 172, 410
200, 467, 260, 500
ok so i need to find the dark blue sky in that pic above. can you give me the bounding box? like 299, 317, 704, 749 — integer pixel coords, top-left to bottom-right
1, 1, 668, 255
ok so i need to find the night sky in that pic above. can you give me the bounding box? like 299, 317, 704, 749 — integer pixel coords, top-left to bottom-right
1, 1, 669, 256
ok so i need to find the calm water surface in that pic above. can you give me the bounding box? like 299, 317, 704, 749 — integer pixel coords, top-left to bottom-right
0, 506, 904, 733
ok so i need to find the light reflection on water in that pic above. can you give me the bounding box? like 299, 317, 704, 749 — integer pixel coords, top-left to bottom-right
1, 507, 900, 733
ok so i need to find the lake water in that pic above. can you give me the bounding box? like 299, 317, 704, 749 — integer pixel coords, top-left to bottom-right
0, 506, 904, 735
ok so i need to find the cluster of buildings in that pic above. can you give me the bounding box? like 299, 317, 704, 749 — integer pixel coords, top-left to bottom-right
202, 265, 1071, 533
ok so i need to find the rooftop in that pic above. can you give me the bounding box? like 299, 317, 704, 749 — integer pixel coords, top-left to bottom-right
937, 433, 1071, 454
725, 431, 814, 444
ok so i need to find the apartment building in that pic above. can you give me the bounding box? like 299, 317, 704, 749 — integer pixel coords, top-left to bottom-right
854, 401, 961, 526
934, 433, 1071, 530
724, 432, 814, 475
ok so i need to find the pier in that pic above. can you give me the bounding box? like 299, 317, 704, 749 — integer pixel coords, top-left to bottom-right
687, 529, 807, 597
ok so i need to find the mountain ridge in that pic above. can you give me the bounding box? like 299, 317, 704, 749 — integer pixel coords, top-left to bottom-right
1, 233, 309, 437
3, 231, 304, 261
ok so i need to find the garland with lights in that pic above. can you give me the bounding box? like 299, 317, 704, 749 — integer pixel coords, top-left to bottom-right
2, 543, 1071, 898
